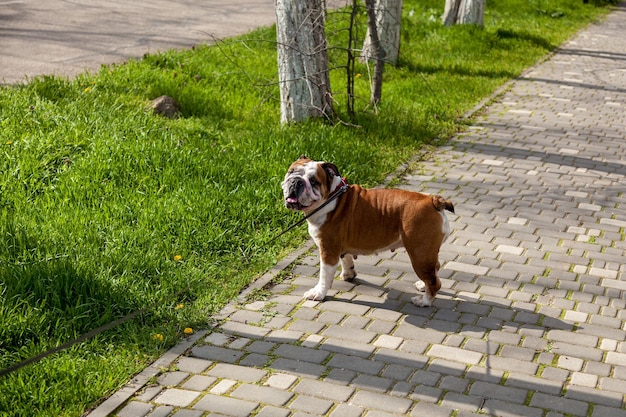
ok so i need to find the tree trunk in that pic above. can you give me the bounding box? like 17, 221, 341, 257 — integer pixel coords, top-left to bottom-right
443, 0, 485, 27
364, 0, 385, 107
275, 0, 334, 123
361, 0, 403, 65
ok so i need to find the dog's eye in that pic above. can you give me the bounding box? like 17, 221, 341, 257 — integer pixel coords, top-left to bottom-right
309, 177, 319, 186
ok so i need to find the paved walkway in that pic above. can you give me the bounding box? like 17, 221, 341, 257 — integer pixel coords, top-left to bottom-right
81, 3, 625, 417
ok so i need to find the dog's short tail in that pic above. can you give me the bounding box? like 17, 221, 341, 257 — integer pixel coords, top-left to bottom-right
432, 195, 455, 214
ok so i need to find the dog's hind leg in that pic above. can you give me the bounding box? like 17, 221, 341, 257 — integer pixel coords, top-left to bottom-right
407, 253, 441, 307
340, 254, 357, 281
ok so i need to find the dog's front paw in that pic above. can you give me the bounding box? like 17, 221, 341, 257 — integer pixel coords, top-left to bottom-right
303, 286, 327, 301
411, 293, 433, 307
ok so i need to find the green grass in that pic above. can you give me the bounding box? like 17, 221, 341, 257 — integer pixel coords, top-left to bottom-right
0, 0, 612, 415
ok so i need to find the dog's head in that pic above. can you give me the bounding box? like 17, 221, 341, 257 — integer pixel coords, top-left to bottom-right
281, 155, 341, 212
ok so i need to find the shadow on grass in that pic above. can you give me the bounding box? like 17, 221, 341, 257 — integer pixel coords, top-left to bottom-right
0, 219, 140, 367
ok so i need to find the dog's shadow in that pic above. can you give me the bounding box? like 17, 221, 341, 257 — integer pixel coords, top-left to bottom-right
326, 275, 575, 335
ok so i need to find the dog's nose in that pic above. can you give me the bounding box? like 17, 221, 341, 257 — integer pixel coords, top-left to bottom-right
285, 177, 305, 202
288, 177, 305, 194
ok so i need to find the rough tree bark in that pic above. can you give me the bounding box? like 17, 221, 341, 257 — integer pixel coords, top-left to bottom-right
442, 0, 485, 26
361, 0, 404, 65
275, 0, 334, 123
364, 0, 385, 107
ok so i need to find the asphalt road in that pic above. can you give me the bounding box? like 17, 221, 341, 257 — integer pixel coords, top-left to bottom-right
0, 0, 276, 84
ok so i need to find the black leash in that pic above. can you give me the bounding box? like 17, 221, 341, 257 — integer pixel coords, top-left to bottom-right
0, 309, 144, 378
0, 180, 349, 378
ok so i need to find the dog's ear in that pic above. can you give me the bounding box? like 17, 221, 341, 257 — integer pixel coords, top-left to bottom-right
298, 154, 308, 160
322, 162, 340, 180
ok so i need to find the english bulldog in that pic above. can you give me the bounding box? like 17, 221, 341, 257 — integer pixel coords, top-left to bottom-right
282, 155, 454, 307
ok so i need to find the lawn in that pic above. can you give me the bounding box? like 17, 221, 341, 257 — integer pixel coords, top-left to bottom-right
0, 0, 613, 415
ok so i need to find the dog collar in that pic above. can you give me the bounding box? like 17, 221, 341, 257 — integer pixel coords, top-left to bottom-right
329, 177, 349, 198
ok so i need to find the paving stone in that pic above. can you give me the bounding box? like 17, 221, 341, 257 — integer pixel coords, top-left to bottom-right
481, 399, 543, 417
265, 373, 298, 390
289, 394, 333, 415
381, 363, 414, 381
239, 352, 269, 367
487, 356, 538, 375
469, 381, 528, 404
170, 410, 203, 417
190, 345, 243, 363
301, 334, 324, 348
210, 379, 237, 395
428, 358, 468, 377
293, 378, 354, 402
592, 406, 626, 417
427, 344, 483, 365
321, 337, 376, 358
329, 403, 365, 417
230, 383, 293, 406
529, 392, 588, 416
351, 374, 394, 393
266, 329, 304, 342
374, 347, 429, 368
193, 394, 259, 416
181, 375, 217, 391
318, 300, 370, 316
135, 386, 162, 402
255, 406, 291, 417
324, 368, 357, 385
327, 353, 385, 375
441, 391, 483, 412
368, 319, 397, 335
204, 332, 231, 346
410, 401, 455, 417
153, 389, 200, 407
271, 357, 326, 379
350, 390, 412, 414
287, 319, 326, 334
564, 384, 623, 408
175, 357, 212, 374
324, 325, 376, 344
117, 402, 153, 417
599, 377, 626, 395
220, 320, 271, 339
465, 366, 504, 384
390, 381, 413, 397
157, 371, 189, 387
504, 372, 566, 395
207, 363, 267, 382
440, 375, 470, 393
605, 351, 626, 367
148, 405, 174, 417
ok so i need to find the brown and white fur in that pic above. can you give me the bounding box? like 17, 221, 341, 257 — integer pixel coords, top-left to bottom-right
282, 156, 454, 307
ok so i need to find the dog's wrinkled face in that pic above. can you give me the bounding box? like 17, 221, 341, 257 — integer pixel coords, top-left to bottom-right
282, 155, 339, 212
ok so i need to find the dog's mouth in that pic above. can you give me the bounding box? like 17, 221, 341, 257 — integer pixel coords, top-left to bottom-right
285, 196, 309, 211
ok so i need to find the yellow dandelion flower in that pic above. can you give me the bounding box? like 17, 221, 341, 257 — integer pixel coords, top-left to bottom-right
153, 333, 164, 342
173, 255, 182, 262
356, 73, 362, 78
183, 327, 193, 335
83, 87, 91, 93
175, 303, 185, 310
